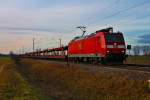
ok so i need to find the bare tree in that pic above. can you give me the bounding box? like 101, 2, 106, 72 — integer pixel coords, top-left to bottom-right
133, 46, 140, 55
141, 46, 150, 55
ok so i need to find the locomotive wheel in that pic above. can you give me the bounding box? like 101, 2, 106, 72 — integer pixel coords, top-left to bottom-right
101, 57, 107, 64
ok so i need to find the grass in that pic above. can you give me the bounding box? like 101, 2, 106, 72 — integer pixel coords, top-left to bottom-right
1, 56, 149, 99
126, 55, 150, 65
18, 59, 150, 100
0, 56, 11, 61
0, 56, 42, 100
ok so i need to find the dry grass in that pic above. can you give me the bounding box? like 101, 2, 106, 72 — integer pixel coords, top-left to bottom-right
18, 59, 150, 100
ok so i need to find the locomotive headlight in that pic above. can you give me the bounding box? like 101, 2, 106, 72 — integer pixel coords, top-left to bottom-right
107, 50, 110, 53
122, 50, 125, 53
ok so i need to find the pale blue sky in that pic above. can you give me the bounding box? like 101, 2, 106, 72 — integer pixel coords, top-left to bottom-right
0, 0, 150, 53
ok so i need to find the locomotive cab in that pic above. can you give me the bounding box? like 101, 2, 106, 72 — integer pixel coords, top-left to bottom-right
104, 29, 126, 63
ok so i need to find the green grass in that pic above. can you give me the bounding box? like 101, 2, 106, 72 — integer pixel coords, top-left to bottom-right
0, 56, 11, 62
126, 56, 150, 65
0, 57, 43, 100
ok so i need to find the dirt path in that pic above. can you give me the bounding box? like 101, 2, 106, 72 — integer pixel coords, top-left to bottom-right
0, 65, 4, 74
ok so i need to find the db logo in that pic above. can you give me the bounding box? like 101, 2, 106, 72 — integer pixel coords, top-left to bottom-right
114, 43, 117, 48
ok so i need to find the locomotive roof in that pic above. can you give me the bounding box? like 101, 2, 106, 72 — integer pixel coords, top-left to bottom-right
71, 27, 123, 42
96, 27, 113, 33
72, 33, 96, 41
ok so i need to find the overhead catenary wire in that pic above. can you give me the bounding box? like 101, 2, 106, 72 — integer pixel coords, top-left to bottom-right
86, 0, 150, 26
84, 0, 121, 26
102, 0, 150, 20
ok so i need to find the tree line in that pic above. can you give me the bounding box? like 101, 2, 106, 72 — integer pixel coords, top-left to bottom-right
132, 45, 150, 55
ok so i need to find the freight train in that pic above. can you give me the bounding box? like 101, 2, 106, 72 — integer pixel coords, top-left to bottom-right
20, 27, 127, 64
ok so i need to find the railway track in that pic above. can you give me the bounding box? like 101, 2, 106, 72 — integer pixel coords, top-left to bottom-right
67, 61, 150, 73
18, 57, 150, 74
49, 59, 150, 73
109, 64, 150, 73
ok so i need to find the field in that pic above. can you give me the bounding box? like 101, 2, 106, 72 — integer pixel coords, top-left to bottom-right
0, 56, 150, 100
126, 56, 150, 65
0, 56, 44, 100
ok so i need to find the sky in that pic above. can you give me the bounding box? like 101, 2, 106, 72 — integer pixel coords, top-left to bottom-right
0, 0, 150, 54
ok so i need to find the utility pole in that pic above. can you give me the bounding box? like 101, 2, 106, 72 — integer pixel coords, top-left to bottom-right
59, 38, 62, 47
22, 46, 25, 54
76, 26, 86, 37
33, 37, 35, 52
19, 49, 21, 55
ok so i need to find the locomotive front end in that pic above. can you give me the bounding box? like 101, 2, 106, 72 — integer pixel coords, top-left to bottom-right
105, 31, 126, 63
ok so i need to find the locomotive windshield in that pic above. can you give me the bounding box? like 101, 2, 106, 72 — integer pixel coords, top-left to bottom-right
106, 34, 124, 42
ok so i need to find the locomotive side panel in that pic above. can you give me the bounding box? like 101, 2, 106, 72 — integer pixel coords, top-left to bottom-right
95, 32, 107, 57
82, 37, 96, 55
68, 40, 83, 55
68, 32, 107, 59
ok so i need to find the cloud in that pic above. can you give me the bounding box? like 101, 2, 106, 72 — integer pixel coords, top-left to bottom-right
138, 34, 150, 44
0, 27, 57, 33
0, 2, 103, 32
0, 0, 150, 53
0, 1, 107, 53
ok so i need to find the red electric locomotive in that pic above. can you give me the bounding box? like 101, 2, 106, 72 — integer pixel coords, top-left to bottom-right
68, 27, 126, 64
